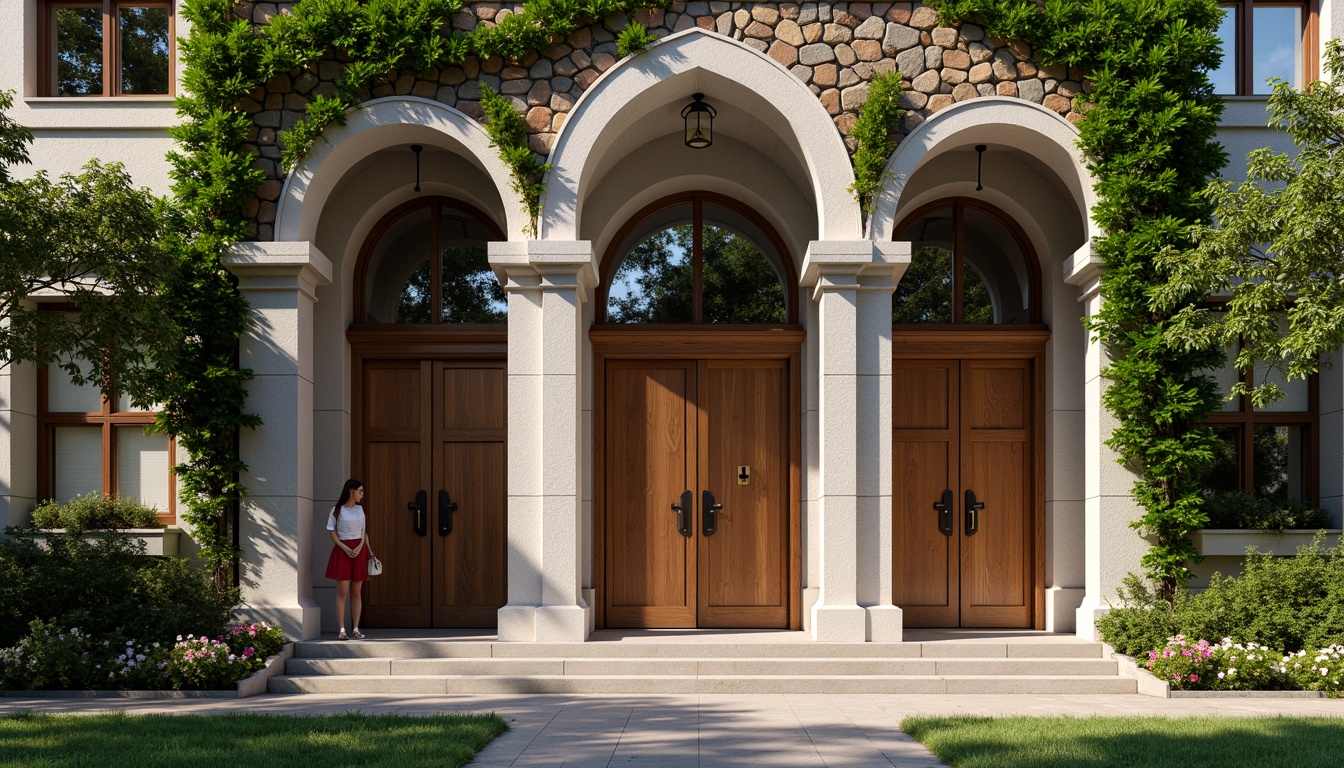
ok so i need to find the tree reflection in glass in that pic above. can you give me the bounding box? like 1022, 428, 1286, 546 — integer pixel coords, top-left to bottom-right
607, 225, 694, 323
119, 7, 170, 95
441, 245, 506, 323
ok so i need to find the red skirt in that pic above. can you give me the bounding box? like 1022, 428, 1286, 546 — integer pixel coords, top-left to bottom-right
325, 539, 369, 581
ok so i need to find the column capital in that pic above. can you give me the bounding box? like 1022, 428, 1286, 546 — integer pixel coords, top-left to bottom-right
801, 241, 909, 290
1064, 242, 1103, 302
224, 241, 333, 301
488, 240, 598, 300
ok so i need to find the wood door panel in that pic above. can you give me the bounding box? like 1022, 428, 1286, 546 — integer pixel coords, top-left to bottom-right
966, 363, 1027, 429
438, 366, 505, 431
363, 440, 432, 627
699, 361, 788, 628
605, 362, 696, 628
893, 364, 951, 429
363, 364, 424, 431
434, 441, 506, 627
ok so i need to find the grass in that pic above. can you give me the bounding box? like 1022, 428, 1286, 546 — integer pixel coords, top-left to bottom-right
902, 715, 1344, 768
0, 712, 509, 768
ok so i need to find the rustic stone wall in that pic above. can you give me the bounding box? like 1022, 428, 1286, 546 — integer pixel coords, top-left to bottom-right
234, 1, 1089, 239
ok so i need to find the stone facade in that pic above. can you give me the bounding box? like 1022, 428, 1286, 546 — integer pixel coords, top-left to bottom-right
234, 1, 1089, 239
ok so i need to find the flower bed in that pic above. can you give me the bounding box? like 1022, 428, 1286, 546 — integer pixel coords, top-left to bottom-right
1143, 635, 1343, 695
0, 621, 286, 693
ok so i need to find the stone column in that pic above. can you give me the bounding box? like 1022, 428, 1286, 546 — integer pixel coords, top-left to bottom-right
802, 241, 908, 642
224, 241, 332, 642
1066, 249, 1146, 640
490, 240, 595, 642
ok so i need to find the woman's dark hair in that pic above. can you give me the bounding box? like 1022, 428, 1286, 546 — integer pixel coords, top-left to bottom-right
333, 478, 363, 520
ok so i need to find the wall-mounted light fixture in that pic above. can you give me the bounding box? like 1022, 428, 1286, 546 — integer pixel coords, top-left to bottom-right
411, 144, 423, 193
681, 93, 715, 149
975, 144, 986, 192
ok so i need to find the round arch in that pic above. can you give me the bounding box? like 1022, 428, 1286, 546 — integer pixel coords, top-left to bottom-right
870, 97, 1097, 245
596, 191, 800, 325
544, 28, 860, 244
276, 96, 528, 244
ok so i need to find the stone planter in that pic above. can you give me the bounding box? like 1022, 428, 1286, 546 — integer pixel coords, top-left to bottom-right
1192, 529, 1342, 557
0, 644, 293, 700
1111, 648, 1327, 699
31, 527, 181, 557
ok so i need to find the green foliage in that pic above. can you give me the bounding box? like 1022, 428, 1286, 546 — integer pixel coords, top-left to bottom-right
0, 116, 177, 410
617, 21, 658, 57
1098, 537, 1344, 656
1202, 490, 1330, 532
929, 0, 1229, 598
0, 91, 30, 181
848, 71, 904, 227
1158, 40, 1344, 408
0, 531, 235, 651
30, 494, 163, 532
480, 85, 551, 236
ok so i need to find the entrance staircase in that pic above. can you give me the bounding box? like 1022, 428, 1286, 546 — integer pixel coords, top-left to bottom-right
269, 630, 1136, 695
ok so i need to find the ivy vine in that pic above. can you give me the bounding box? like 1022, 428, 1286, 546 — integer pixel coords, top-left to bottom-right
849, 71, 905, 230
927, 0, 1229, 599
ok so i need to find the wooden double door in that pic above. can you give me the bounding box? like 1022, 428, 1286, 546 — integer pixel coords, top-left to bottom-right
892, 355, 1041, 628
357, 358, 506, 628
601, 358, 792, 628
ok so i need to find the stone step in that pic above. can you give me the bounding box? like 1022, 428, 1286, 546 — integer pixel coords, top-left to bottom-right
293, 640, 1106, 660
285, 656, 1119, 677
269, 673, 1137, 695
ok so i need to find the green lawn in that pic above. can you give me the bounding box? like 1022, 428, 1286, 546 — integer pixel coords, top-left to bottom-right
0, 712, 508, 768
902, 715, 1344, 768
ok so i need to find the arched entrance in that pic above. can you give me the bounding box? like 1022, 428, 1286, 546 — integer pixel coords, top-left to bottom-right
890, 198, 1048, 628
591, 192, 803, 629
348, 195, 508, 628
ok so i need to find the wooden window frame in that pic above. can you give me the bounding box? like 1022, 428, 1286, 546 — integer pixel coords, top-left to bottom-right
351, 195, 506, 326
1202, 356, 1319, 504
38, 0, 176, 97
34, 307, 176, 524
1218, 0, 1318, 95
891, 197, 1044, 327
595, 191, 799, 325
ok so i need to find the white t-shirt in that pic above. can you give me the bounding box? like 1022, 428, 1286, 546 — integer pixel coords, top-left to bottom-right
326, 504, 366, 541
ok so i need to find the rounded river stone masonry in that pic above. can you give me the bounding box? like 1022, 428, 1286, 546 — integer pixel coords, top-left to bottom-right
235, 1, 1089, 239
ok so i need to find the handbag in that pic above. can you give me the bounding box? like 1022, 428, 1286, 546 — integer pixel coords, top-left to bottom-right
367, 554, 383, 576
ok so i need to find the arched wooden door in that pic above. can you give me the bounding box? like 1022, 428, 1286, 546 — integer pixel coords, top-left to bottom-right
347, 196, 508, 628
890, 199, 1047, 629
592, 193, 802, 630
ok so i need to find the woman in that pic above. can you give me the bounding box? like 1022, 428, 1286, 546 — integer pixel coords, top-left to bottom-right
324, 479, 373, 640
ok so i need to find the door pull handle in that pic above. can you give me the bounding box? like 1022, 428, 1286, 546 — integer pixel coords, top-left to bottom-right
408, 490, 427, 537
438, 490, 458, 536
702, 490, 723, 537
965, 489, 985, 536
671, 490, 693, 538
933, 489, 954, 536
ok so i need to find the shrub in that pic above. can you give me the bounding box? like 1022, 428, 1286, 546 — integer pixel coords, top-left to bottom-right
167, 634, 259, 690
30, 494, 163, 531
1281, 646, 1344, 694
1145, 636, 1287, 691
1099, 536, 1344, 656
0, 620, 103, 690
223, 622, 285, 661
1203, 491, 1331, 532
105, 638, 171, 690
0, 530, 235, 649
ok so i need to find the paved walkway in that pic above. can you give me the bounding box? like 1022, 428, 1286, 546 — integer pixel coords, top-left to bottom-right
3, 693, 1343, 767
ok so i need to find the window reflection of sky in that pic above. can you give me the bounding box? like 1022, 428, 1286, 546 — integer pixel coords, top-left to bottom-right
607, 232, 689, 308
1253, 5, 1302, 93
1209, 6, 1236, 94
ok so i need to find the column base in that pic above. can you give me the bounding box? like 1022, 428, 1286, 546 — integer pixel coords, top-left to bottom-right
864, 604, 903, 642
810, 604, 867, 642
801, 588, 820, 633
1046, 587, 1086, 633
1075, 596, 1111, 641
238, 601, 321, 641
497, 604, 592, 642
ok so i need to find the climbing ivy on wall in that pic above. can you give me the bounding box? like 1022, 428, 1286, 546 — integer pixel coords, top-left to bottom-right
927, 0, 1230, 599
849, 71, 905, 230
167, 0, 666, 585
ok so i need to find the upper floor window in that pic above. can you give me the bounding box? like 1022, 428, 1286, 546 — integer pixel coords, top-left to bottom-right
41, 1, 174, 96
1209, 1, 1313, 95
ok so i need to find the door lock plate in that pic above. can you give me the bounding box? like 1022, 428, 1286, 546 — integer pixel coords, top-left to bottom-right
737, 466, 750, 485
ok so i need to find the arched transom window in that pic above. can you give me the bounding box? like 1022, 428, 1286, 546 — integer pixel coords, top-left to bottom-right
357, 197, 505, 325
600, 193, 795, 324
892, 199, 1040, 325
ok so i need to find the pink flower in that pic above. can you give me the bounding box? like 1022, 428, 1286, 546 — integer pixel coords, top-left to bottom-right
1189, 674, 1199, 682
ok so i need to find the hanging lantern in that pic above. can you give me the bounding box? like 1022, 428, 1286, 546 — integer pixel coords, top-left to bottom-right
411, 144, 423, 193
681, 93, 715, 149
